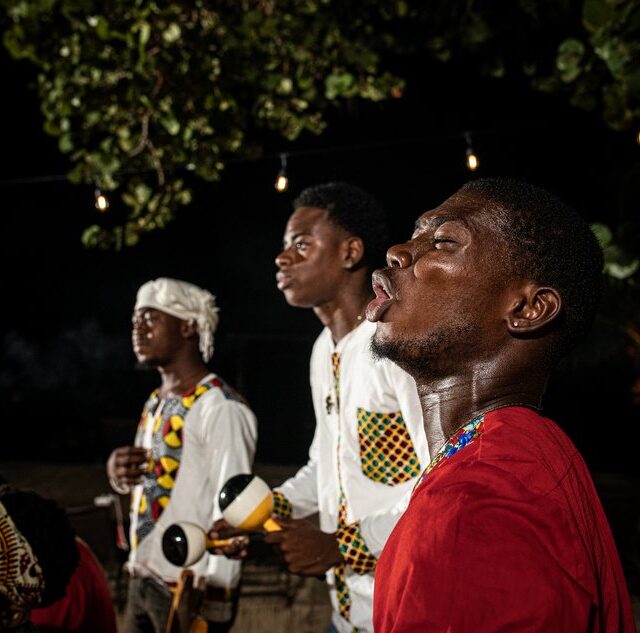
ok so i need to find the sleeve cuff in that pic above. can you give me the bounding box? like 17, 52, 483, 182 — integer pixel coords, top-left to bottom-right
336, 521, 377, 574
109, 477, 131, 495
272, 490, 293, 519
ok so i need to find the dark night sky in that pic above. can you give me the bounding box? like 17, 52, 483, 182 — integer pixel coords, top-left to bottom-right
1, 45, 638, 473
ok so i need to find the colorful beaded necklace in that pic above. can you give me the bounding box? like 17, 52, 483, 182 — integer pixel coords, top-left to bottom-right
413, 414, 485, 494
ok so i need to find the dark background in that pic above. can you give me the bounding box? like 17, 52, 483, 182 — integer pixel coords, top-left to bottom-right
1, 46, 638, 477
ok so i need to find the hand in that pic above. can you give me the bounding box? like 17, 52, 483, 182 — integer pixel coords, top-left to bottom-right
208, 519, 250, 559
107, 446, 150, 487
264, 518, 342, 576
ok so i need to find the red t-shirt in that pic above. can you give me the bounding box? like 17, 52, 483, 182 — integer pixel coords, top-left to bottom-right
31, 538, 117, 633
373, 406, 637, 633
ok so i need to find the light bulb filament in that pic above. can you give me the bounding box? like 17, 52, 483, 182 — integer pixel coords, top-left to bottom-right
275, 173, 288, 192
466, 149, 479, 171
274, 153, 289, 192
95, 189, 110, 211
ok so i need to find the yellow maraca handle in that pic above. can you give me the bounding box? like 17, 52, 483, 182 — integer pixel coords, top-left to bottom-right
205, 537, 236, 549
262, 517, 282, 532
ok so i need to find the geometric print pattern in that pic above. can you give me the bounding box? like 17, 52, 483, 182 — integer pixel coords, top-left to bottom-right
133, 380, 218, 548
330, 351, 352, 624
413, 414, 485, 494
272, 490, 293, 520
357, 408, 421, 486
0, 500, 45, 628
336, 521, 376, 575
331, 352, 341, 413
329, 351, 377, 628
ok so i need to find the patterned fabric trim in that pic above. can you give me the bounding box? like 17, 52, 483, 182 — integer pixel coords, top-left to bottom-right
0, 502, 44, 629
272, 491, 293, 520
334, 562, 351, 623
357, 408, 421, 486
413, 415, 485, 494
133, 379, 218, 548
331, 352, 341, 413
331, 351, 352, 623
336, 521, 376, 575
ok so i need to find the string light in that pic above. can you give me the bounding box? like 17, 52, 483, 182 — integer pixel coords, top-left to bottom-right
636, 130, 640, 145
464, 132, 479, 172
0, 124, 550, 192
274, 153, 289, 192
94, 187, 109, 211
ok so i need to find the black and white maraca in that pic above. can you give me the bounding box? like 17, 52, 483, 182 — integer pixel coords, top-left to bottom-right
218, 473, 281, 532
162, 473, 280, 567
162, 521, 233, 567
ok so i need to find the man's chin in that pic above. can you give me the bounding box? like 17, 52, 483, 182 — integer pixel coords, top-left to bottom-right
134, 358, 159, 370
370, 333, 432, 381
370, 330, 403, 364
370, 322, 473, 381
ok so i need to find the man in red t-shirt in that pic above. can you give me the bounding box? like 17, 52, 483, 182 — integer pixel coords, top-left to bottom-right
31, 538, 117, 633
367, 177, 637, 632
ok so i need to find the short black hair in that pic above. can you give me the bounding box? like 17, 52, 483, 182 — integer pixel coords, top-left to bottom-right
0, 487, 79, 607
460, 177, 604, 355
293, 182, 389, 272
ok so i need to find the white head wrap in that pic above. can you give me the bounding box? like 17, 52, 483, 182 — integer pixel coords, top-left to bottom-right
135, 277, 220, 362
0, 500, 45, 628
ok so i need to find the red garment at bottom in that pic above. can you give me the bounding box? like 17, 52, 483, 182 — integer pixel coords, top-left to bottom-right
373, 406, 637, 633
31, 537, 117, 633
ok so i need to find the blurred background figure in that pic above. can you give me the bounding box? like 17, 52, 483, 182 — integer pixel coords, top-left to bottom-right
108, 277, 257, 633
0, 486, 79, 633
31, 536, 117, 633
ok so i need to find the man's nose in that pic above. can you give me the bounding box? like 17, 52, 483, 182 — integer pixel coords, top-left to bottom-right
275, 249, 292, 269
132, 319, 146, 334
386, 242, 413, 268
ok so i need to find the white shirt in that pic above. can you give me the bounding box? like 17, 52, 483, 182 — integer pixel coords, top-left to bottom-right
276, 321, 429, 633
124, 374, 257, 589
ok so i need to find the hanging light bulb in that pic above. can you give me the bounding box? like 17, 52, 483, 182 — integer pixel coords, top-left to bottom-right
275, 153, 289, 192
636, 129, 640, 145
94, 187, 110, 211
464, 132, 479, 172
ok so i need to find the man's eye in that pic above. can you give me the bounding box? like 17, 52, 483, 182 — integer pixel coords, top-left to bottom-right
433, 236, 454, 246
295, 241, 309, 251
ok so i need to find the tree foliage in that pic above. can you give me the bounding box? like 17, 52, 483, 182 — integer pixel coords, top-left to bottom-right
1, 0, 405, 248
1, 0, 638, 248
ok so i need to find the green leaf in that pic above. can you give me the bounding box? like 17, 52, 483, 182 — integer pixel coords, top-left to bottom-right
556, 38, 586, 83
325, 72, 355, 99
58, 133, 74, 153
139, 21, 151, 46
163, 23, 181, 43
591, 222, 613, 247
95, 16, 110, 40
583, 0, 615, 32
160, 115, 180, 135
604, 258, 640, 280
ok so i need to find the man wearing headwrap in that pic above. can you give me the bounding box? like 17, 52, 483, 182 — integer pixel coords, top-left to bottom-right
0, 487, 79, 632
107, 278, 257, 633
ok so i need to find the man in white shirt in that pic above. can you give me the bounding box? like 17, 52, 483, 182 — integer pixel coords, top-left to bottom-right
107, 277, 257, 633
213, 183, 428, 633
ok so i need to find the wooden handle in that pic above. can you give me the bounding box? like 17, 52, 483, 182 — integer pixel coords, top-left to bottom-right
205, 537, 236, 549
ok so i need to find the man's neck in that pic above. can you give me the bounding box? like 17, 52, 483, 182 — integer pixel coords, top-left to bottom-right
157, 361, 209, 399
416, 368, 546, 461
313, 281, 373, 343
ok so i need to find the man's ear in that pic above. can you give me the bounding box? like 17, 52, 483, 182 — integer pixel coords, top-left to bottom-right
342, 236, 365, 269
506, 282, 562, 334
180, 319, 198, 339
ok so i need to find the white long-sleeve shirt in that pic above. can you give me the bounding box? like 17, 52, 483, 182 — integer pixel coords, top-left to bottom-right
122, 374, 257, 590
276, 321, 429, 633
